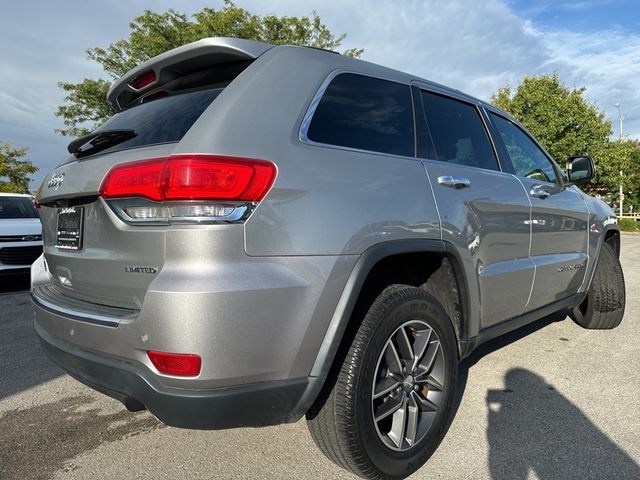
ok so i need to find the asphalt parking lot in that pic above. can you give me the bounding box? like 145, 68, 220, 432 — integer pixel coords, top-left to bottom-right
1, 236, 639, 480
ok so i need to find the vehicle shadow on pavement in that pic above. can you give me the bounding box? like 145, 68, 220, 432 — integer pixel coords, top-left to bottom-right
0, 272, 64, 400
485, 368, 640, 480
453, 311, 640, 480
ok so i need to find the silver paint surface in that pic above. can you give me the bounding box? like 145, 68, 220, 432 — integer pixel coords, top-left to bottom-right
33, 39, 618, 394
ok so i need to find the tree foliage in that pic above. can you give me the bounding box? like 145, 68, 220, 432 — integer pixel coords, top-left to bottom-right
491, 74, 612, 163
596, 140, 640, 208
491, 74, 640, 204
55, 79, 112, 138
597, 140, 640, 191
0, 143, 38, 193
56, 2, 363, 137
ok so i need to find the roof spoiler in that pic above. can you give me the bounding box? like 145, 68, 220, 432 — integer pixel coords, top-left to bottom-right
107, 37, 273, 111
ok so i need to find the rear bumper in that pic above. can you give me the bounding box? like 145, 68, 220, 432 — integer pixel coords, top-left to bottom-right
35, 321, 312, 429
31, 248, 355, 387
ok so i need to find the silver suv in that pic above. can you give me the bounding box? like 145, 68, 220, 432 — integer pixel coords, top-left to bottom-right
32, 38, 625, 479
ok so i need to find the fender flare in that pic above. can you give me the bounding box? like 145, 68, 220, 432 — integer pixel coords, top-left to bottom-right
583, 224, 621, 293
310, 238, 459, 378
289, 238, 472, 419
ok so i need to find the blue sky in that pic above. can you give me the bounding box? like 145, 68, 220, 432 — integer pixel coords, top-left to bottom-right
509, 0, 640, 30
1, 0, 639, 188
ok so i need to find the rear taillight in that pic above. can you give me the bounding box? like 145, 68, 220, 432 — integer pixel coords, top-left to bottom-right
148, 351, 201, 377
100, 155, 276, 202
99, 154, 277, 224
100, 158, 165, 201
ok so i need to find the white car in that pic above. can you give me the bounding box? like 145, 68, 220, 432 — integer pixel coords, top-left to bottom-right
0, 193, 42, 275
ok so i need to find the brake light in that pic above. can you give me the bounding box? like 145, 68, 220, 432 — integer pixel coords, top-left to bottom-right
99, 155, 276, 202
130, 70, 156, 90
148, 351, 201, 376
99, 155, 276, 224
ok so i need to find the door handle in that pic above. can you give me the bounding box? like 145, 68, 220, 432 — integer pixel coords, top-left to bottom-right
530, 185, 550, 199
437, 176, 471, 189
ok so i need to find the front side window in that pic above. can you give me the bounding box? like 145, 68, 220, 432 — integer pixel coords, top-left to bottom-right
490, 114, 558, 184
421, 91, 498, 171
306, 73, 415, 157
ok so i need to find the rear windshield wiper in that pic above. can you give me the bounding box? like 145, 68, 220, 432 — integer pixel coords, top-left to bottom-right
68, 129, 137, 158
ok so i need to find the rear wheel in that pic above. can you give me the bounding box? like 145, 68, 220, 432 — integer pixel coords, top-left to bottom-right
572, 242, 625, 329
306, 285, 458, 479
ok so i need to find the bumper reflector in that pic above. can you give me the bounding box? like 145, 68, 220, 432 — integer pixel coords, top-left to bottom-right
148, 351, 201, 377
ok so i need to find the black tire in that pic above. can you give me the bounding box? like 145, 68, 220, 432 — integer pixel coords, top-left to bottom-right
306, 285, 458, 480
572, 242, 625, 329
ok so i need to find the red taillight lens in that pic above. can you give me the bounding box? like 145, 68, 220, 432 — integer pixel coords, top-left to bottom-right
100, 158, 165, 201
148, 351, 201, 376
130, 70, 156, 90
99, 155, 277, 202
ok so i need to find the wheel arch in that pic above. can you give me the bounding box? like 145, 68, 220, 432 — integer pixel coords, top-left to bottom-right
603, 226, 621, 257
581, 224, 621, 296
309, 239, 469, 380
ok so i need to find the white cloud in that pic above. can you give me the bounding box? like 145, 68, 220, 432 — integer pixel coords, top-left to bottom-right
538, 27, 640, 137
241, 0, 639, 137
0, 0, 638, 187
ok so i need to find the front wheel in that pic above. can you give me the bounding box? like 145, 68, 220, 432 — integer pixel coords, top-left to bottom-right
306, 285, 458, 480
572, 242, 625, 329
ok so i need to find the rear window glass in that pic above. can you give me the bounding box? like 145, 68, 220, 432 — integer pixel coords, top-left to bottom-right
0, 197, 38, 219
84, 88, 222, 157
306, 73, 415, 157
421, 91, 498, 171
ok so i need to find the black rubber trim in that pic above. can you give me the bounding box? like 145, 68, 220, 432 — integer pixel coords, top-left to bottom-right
310, 239, 445, 379
442, 242, 472, 344
411, 84, 433, 159
462, 292, 586, 357
581, 225, 621, 294
602, 225, 621, 256
35, 321, 309, 429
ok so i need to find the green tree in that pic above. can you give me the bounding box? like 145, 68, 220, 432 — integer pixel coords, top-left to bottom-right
490, 74, 640, 201
490, 74, 612, 164
56, 2, 363, 137
0, 143, 38, 193
596, 140, 640, 208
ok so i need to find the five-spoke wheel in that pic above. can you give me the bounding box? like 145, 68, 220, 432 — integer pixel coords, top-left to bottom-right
372, 320, 445, 451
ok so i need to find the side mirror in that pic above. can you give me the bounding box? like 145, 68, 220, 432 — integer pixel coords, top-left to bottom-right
566, 156, 595, 184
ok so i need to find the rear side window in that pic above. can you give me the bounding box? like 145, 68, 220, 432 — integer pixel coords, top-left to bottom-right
306, 73, 415, 157
421, 91, 498, 171
84, 88, 222, 157
0, 197, 38, 219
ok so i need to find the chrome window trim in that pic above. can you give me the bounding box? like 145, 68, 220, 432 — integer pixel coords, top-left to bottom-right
298, 69, 419, 162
